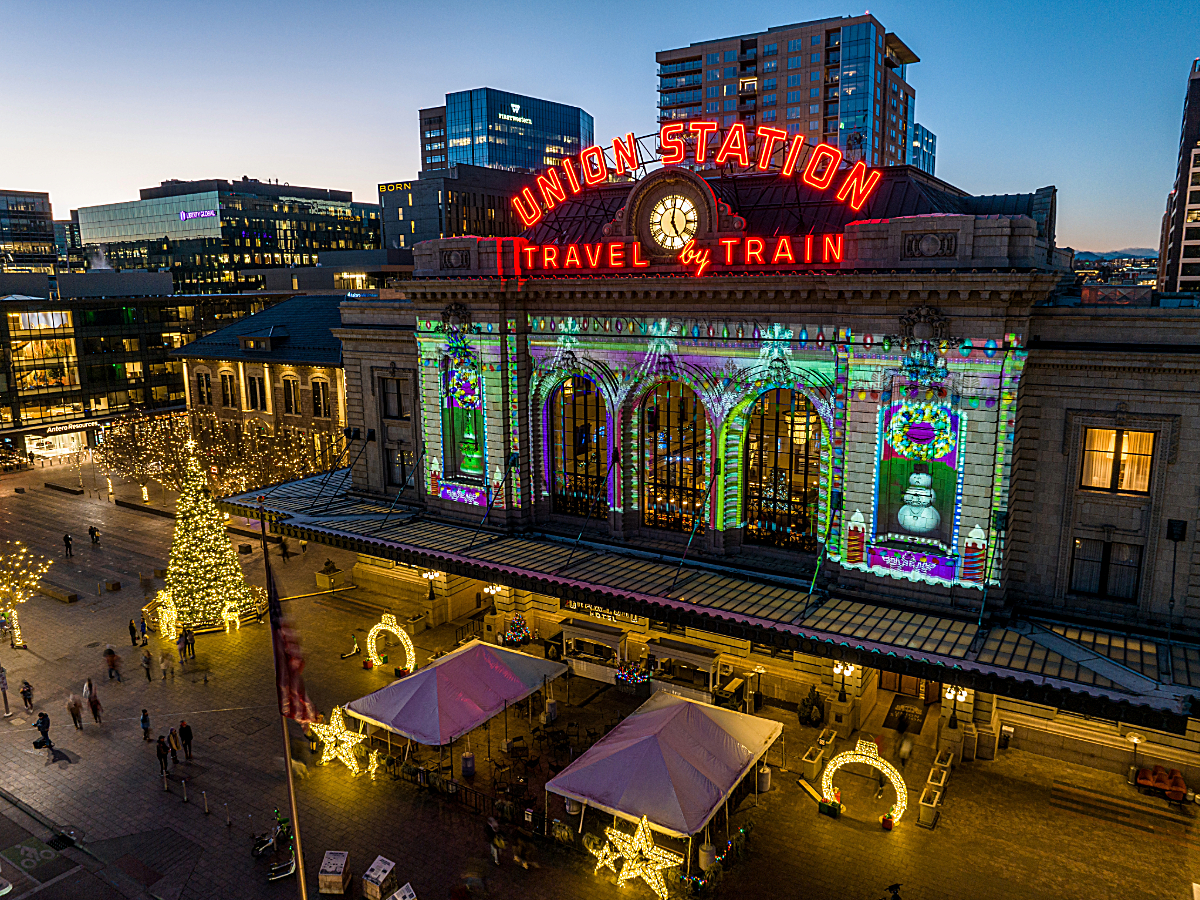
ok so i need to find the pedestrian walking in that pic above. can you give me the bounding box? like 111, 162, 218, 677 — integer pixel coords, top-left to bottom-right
140, 709, 151, 741
19, 680, 33, 712
159, 650, 173, 680
176, 632, 187, 664
140, 649, 152, 681
34, 712, 52, 751
487, 817, 505, 866
168, 728, 181, 764
280, 538, 291, 563
139, 616, 148, 646
66, 694, 83, 729
128, 619, 139, 647
156, 736, 169, 775
88, 525, 100, 545
898, 735, 914, 770
87, 691, 102, 725
62, 533, 72, 557
179, 720, 193, 760
186, 627, 195, 659
0, 664, 10, 717
103, 646, 123, 681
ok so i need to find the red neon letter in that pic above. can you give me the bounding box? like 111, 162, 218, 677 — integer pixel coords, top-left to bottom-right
607, 242, 625, 267
512, 187, 542, 227
835, 161, 883, 211
536, 168, 567, 211
781, 135, 807, 177
688, 121, 719, 164
659, 123, 686, 165
561, 158, 582, 194
771, 236, 795, 264
744, 237, 765, 265
522, 246, 539, 269
755, 126, 788, 171
564, 244, 582, 268
822, 234, 843, 263
802, 144, 843, 191
631, 242, 650, 267
584, 244, 603, 267
720, 238, 740, 265
715, 123, 749, 168
580, 146, 608, 186
804, 235, 813, 263
542, 245, 559, 268
613, 132, 639, 176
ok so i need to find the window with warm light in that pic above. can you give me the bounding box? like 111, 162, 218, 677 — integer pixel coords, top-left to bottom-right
1080, 428, 1153, 493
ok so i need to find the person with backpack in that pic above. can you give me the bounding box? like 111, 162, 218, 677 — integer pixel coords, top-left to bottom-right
34, 712, 52, 750
19, 680, 32, 712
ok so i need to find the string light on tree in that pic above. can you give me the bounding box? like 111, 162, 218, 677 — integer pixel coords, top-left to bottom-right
311, 706, 367, 775
0, 541, 52, 649
586, 815, 683, 900
503, 613, 531, 646
152, 443, 264, 631
366, 613, 415, 672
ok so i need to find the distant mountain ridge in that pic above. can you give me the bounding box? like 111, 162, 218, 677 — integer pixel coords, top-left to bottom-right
1074, 248, 1158, 261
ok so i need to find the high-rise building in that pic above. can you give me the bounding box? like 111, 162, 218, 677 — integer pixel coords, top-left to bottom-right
1158, 58, 1200, 293
76, 177, 380, 295
0, 191, 56, 274
378, 164, 529, 251
419, 88, 593, 173
911, 123, 937, 175
657, 15, 921, 168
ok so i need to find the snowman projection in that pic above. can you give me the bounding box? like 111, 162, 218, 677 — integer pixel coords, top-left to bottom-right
896, 464, 940, 535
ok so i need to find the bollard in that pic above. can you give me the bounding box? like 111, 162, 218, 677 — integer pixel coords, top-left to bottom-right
182, 779, 188, 803
163, 773, 169, 791
225, 803, 231, 827
203, 791, 209, 814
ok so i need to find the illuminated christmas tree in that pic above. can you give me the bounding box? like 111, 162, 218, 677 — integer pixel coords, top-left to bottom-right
503, 613, 531, 646
154, 444, 263, 632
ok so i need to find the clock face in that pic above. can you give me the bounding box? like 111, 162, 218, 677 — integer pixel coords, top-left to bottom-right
648, 194, 698, 250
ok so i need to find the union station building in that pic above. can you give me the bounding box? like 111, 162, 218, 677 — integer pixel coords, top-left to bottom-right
225, 132, 1200, 782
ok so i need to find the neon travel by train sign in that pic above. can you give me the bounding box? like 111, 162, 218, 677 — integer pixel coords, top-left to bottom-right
510, 121, 882, 229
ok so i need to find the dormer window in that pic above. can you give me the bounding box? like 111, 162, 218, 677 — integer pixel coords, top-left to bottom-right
240, 337, 271, 352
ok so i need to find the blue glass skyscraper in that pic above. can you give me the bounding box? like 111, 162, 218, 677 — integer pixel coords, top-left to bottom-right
422, 88, 593, 173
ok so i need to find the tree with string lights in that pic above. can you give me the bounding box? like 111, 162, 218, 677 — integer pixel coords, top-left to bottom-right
0, 542, 52, 648
153, 443, 264, 633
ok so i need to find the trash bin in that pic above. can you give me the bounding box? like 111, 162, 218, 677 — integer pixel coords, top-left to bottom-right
757, 764, 771, 793
999, 725, 1014, 750
462, 752, 475, 778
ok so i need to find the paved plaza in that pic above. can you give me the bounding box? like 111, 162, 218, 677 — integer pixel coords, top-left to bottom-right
0, 464, 1198, 899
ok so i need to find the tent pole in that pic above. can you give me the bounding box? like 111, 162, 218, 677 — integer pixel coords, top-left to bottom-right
578, 801, 587, 834
544, 789, 550, 837
687, 835, 692, 877
725, 798, 729, 843
505, 699, 509, 744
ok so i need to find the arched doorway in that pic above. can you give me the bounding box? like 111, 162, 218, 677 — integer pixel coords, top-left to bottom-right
548, 375, 608, 516
641, 382, 708, 531
743, 388, 821, 550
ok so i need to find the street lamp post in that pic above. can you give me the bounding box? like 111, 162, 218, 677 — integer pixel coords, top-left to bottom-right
833, 662, 854, 703
422, 570, 438, 605
944, 686, 967, 729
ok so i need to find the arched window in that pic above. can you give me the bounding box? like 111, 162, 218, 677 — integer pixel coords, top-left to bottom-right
642, 382, 708, 531
441, 356, 484, 483
549, 376, 607, 516
744, 389, 821, 549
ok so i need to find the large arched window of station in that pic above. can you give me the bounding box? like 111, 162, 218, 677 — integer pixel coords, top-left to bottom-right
641, 381, 709, 531
743, 388, 822, 550
548, 375, 608, 516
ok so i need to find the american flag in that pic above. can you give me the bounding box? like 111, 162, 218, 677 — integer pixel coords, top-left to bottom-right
265, 546, 316, 724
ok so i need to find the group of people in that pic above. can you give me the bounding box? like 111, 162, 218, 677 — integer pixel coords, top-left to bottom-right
61, 527, 101, 558
22, 677, 104, 753
152, 719, 195, 774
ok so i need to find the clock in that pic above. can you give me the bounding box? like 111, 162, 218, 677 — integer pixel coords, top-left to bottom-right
647, 194, 698, 250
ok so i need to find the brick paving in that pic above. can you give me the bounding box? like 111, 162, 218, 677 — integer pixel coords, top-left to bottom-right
1, 466, 1199, 899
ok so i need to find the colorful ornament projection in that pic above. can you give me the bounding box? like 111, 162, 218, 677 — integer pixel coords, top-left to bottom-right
886, 401, 954, 461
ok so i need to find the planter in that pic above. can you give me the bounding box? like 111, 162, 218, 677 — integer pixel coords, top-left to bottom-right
918, 787, 941, 827
802, 745, 824, 782
934, 749, 954, 770
615, 679, 652, 698
926, 767, 948, 792
316, 569, 345, 591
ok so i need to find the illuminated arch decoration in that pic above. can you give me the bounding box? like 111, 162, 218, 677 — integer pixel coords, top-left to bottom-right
367, 613, 416, 672
821, 739, 908, 824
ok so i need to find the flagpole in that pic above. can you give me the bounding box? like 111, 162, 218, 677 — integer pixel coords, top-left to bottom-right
259, 497, 309, 900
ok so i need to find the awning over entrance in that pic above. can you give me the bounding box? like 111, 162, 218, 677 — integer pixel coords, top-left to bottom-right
560, 617, 628, 661
221, 472, 1194, 733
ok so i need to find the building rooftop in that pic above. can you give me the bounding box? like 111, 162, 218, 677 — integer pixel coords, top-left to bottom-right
139, 177, 354, 203
171, 294, 345, 366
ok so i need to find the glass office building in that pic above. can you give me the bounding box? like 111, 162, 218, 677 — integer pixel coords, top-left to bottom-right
77, 178, 380, 295
912, 124, 937, 176
1, 191, 56, 274
440, 88, 593, 173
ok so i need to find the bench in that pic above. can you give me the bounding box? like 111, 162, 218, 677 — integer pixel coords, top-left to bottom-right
1137, 765, 1187, 804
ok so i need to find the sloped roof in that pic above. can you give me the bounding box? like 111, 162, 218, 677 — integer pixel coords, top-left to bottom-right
172, 294, 344, 366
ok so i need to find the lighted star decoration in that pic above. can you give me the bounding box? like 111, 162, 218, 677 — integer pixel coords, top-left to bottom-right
598, 816, 683, 900
367, 612, 415, 672
311, 706, 367, 775
589, 837, 621, 876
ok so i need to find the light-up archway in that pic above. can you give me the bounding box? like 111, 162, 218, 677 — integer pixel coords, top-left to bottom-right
367, 613, 416, 673
820, 739, 908, 823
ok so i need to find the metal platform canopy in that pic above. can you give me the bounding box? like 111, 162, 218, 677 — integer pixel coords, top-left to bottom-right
218, 473, 1196, 734
561, 618, 628, 663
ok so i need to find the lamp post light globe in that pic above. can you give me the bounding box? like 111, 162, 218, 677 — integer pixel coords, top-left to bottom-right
834, 662, 854, 703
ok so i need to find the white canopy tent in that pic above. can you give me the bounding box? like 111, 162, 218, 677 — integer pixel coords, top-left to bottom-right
545, 690, 782, 839
344, 639, 567, 746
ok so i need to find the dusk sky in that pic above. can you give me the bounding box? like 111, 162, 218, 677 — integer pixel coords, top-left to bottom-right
5, 0, 1195, 252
